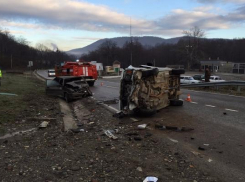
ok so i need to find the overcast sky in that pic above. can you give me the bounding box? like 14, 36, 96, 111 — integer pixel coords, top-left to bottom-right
0, 0, 244, 51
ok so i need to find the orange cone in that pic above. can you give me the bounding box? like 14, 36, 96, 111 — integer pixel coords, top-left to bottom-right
185, 94, 192, 102
101, 82, 104, 86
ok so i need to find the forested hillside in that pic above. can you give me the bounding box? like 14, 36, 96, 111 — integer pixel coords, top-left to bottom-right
0, 29, 74, 70
81, 37, 245, 69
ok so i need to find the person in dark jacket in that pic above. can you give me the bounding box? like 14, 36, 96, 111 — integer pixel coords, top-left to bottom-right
0, 68, 2, 86
205, 68, 211, 82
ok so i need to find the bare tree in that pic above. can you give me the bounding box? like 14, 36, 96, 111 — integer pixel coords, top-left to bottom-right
183, 26, 205, 70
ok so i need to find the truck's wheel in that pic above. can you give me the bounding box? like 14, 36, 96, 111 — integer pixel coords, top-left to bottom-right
169, 99, 183, 106
88, 81, 95, 87
172, 69, 185, 75
64, 93, 71, 103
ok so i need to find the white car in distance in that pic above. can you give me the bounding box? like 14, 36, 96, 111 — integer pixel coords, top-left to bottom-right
180, 76, 200, 84
209, 76, 225, 82
48, 69, 56, 77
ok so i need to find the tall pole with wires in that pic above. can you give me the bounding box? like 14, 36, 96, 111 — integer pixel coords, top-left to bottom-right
130, 17, 133, 66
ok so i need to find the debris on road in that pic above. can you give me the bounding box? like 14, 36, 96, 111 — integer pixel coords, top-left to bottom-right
130, 117, 141, 122
155, 124, 194, 132
143, 176, 158, 182
39, 121, 49, 128
104, 130, 118, 140
136, 167, 143, 172
223, 112, 227, 115
70, 128, 85, 133
168, 137, 179, 143
137, 124, 147, 130
198, 147, 206, 151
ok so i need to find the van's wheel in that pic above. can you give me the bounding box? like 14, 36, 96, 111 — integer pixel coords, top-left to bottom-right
88, 81, 95, 87
64, 93, 71, 103
169, 99, 183, 106
133, 108, 157, 116
172, 69, 185, 75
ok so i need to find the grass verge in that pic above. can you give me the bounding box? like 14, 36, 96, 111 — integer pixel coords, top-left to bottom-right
0, 73, 58, 135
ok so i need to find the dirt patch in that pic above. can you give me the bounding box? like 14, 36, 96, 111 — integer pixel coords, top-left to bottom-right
0, 95, 220, 181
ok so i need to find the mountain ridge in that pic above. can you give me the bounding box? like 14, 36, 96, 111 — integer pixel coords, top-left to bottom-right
66, 36, 185, 56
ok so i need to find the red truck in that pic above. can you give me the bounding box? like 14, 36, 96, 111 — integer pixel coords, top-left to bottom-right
55, 62, 98, 86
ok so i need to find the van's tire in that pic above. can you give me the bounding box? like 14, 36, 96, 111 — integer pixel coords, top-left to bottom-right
169, 99, 183, 106
64, 93, 71, 103
133, 108, 157, 116
172, 69, 185, 75
141, 68, 159, 77
88, 81, 95, 87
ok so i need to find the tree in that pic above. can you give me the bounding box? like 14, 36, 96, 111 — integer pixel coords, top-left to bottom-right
183, 26, 205, 70
97, 40, 118, 65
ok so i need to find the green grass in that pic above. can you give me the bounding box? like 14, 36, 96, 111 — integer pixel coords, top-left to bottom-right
0, 73, 51, 134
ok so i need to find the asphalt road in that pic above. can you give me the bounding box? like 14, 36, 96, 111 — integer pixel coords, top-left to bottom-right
37, 70, 245, 181
93, 78, 245, 182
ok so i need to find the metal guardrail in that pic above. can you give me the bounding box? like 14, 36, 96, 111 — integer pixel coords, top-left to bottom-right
180, 81, 245, 92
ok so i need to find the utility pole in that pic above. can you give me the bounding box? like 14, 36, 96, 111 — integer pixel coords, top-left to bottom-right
130, 17, 133, 66
11, 54, 12, 69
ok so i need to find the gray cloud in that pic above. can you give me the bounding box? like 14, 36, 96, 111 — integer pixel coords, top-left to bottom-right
0, 0, 244, 37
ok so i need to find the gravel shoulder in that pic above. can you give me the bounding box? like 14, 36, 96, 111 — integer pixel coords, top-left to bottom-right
0, 96, 220, 182
0, 74, 221, 181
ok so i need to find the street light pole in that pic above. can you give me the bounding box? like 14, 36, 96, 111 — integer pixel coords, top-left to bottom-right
11, 54, 12, 69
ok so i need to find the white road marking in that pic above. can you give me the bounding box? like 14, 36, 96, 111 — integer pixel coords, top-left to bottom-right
191, 102, 198, 104
225, 108, 238, 112
205, 105, 216, 108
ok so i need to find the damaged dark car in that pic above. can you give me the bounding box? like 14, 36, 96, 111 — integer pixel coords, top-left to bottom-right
46, 76, 92, 102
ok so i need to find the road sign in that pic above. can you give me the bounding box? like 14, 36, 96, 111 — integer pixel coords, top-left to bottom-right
29, 61, 33, 67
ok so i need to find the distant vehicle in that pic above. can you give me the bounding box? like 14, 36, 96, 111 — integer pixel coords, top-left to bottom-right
209, 76, 225, 82
48, 69, 55, 77
55, 62, 98, 86
193, 74, 204, 81
180, 76, 200, 84
45, 76, 92, 102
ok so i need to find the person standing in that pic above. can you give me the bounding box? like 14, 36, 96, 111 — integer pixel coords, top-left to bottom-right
205, 67, 211, 82
0, 68, 2, 86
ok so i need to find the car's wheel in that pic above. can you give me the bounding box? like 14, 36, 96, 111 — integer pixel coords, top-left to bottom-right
172, 69, 185, 75
169, 99, 183, 106
64, 93, 71, 103
88, 81, 95, 87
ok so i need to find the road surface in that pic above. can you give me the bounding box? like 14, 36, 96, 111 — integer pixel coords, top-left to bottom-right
93, 78, 245, 182
37, 70, 245, 181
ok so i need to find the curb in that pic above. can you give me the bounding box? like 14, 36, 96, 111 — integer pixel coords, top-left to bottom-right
101, 76, 121, 79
